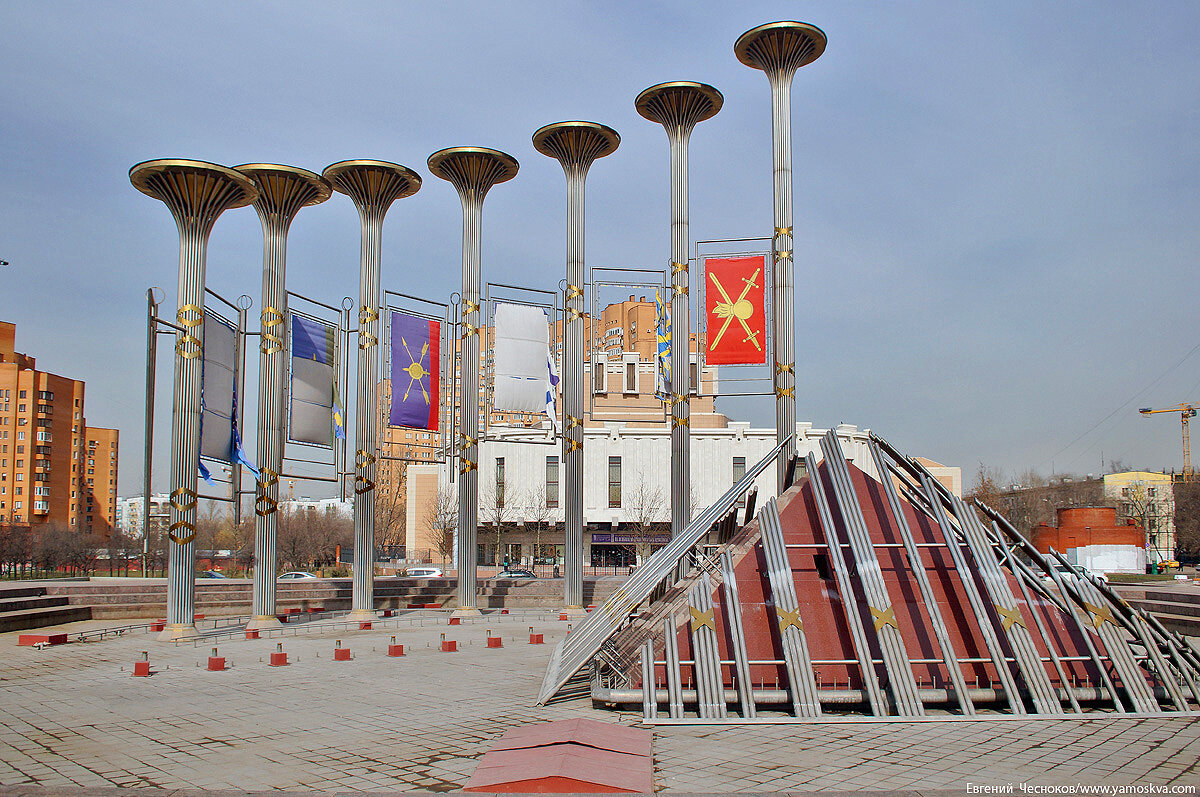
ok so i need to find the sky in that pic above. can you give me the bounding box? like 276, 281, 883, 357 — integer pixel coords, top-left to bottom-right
1, 1, 1198, 499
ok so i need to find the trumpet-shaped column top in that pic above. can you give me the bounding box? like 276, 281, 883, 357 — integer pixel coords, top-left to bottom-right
130, 159, 257, 227
635, 82, 723, 131
735, 21, 826, 76
323, 160, 421, 213
533, 121, 620, 168
235, 164, 331, 223
428, 147, 519, 199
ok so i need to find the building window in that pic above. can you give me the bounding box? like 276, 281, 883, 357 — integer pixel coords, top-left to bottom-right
546, 456, 559, 509
608, 456, 621, 508
624, 359, 637, 394
733, 456, 746, 485
495, 457, 505, 507
690, 360, 699, 395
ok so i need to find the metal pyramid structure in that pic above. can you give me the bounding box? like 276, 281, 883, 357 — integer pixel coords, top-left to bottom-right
539, 431, 1200, 722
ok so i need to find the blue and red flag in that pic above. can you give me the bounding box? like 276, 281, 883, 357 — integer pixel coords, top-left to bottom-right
389, 311, 440, 430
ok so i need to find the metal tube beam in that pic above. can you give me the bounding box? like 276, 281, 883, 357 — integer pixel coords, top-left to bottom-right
142, 289, 158, 577
237, 165, 330, 629
129, 159, 257, 641
736, 22, 826, 492
323, 160, 421, 620
636, 82, 722, 540
428, 147, 518, 615
533, 122, 619, 610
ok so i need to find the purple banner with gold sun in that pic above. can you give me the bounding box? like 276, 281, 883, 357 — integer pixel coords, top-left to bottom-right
389, 310, 440, 430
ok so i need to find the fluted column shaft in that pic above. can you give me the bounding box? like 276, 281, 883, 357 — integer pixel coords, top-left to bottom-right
352, 205, 384, 615
242, 166, 329, 628
253, 215, 288, 621
666, 126, 693, 538
167, 224, 209, 629
562, 164, 586, 607
769, 68, 796, 492
130, 160, 256, 641
735, 21, 826, 492
323, 159, 421, 621
456, 196, 483, 610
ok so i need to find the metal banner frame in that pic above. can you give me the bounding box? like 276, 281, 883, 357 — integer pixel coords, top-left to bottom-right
587, 266, 670, 421
695, 237, 775, 392
278, 290, 349, 495
380, 289, 454, 464
482, 281, 561, 440
195, 295, 245, 508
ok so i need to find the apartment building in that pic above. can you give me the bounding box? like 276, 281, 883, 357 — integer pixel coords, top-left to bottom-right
0, 321, 119, 535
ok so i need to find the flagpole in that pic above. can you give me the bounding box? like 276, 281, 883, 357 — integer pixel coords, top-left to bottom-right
735, 21, 826, 492
428, 147, 519, 616
323, 160, 422, 621
533, 121, 620, 611
235, 164, 330, 630
130, 159, 257, 640
636, 82, 723, 541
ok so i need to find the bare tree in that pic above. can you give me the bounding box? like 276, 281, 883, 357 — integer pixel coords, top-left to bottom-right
480, 484, 515, 567
374, 460, 407, 552
626, 474, 668, 566
1114, 481, 1168, 562
523, 485, 554, 570
424, 484, 457, 567
1173, 481, 1200, 562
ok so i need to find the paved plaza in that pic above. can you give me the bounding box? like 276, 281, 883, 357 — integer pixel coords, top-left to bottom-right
1, 613, 1198, 794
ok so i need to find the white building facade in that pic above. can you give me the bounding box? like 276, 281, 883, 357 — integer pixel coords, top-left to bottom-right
404, 422, 878, 568
115, 493, 170, 539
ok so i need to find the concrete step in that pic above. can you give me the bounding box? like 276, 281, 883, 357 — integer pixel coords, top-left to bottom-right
0, 595, 71, 613
1129, 599, 1200, 619
0, 585, 50, 600
1144, 589, 1200, 606
0, 603, 92, 633
1146, 611, 1200, 638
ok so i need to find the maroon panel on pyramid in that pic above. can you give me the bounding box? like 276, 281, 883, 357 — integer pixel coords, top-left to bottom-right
653, 461, 1117, 699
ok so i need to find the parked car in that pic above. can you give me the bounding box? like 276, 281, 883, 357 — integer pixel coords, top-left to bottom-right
278, 571, 318, 580
197, 570, 227, 579
404, 567, 443, 578
494, 569, 536, 579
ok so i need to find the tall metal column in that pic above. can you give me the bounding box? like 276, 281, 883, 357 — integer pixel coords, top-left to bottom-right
428, 147, 519, 615
237, 165, 330, 630
636, 82, 722, 538
533, 121, 620, 610
323, 160, 421, 621
735, 22, 826, 492
130, 159, 257, 641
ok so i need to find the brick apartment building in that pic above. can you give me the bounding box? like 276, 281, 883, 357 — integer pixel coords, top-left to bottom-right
0, 321, 119, 536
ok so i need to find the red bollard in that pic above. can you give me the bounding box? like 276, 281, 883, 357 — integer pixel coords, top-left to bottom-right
133, 652, 151, 677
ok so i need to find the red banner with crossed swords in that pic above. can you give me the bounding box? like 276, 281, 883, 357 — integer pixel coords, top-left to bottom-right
704, 255, 767, 365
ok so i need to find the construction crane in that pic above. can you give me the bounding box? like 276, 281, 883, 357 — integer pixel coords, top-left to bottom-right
1138, 402, 1199, 481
